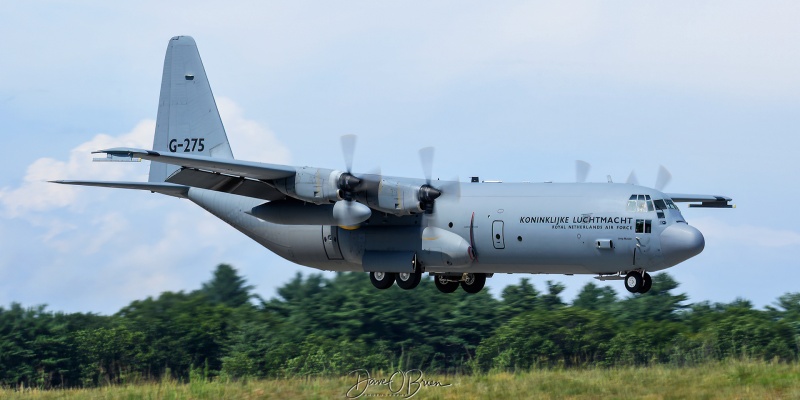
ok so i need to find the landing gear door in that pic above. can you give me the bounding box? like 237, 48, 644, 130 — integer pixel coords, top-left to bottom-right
322, 225, 344, 260
492, 220, 505, 249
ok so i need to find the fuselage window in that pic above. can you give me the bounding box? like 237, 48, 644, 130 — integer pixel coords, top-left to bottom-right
635, 219, 652, 233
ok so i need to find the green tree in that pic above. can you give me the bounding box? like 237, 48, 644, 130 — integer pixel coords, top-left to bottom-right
474, 308, 616, 371
541, 280, 567, 311
497, 278, 540, 321
201, 264, 255, 308
573, 282, 617, 312
614, 273, 688, 322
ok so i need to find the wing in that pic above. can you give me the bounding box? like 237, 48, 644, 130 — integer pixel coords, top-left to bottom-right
666, 193, 733, 208
58, 148, 296, 201
96, 148, 296, 180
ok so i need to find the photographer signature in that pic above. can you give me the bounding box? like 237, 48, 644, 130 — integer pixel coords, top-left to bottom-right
345, 368, 451, 399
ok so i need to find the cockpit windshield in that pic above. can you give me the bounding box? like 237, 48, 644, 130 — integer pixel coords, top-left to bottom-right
626, 195, 679, 212
626, 194, 654, 212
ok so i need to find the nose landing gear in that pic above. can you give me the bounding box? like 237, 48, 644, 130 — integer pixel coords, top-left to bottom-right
624, 270, 652, 294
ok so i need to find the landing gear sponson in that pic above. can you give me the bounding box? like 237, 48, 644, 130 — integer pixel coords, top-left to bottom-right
369, 271, 488, 294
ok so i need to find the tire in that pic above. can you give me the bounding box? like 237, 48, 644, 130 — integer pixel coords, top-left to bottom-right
434, 275, 459, 293
639, 272, 652, 294
396, 271, 421, 290
460, 273, 486, 294
370, 271, 396, 290
624, 271, 642, 293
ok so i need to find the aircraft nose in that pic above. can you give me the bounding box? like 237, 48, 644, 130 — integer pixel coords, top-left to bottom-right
660, 223, 705, 266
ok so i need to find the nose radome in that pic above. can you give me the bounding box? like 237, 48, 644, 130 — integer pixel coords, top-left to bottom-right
660, 223, 705, 266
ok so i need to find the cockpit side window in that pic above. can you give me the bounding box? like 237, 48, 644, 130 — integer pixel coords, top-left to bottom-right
653, 199, 667, 210
665, 199, 679, 210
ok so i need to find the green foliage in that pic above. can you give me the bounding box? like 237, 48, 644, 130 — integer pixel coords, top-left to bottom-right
573, 282, 617, 312
474, 308, 617, 370
1, 268, 799, 389
201, 264, 255, 308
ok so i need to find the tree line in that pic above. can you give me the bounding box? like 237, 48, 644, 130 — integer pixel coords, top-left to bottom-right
1, 264, 798, 388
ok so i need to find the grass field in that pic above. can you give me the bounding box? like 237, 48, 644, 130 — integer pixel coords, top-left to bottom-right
2, 360, 799, 399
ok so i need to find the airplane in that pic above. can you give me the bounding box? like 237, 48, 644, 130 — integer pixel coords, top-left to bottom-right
53, 36, 733, 295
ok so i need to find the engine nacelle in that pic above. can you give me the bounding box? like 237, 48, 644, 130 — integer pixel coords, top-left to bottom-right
273, 167, 343, 204
360, 179, 424, 216
273, 169, 436, 217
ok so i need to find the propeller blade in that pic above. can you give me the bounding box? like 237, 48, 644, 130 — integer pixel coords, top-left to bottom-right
341, 134, 357, 173
626, 170, 639, 185
419, 147, 435, 185
439, 176, 461, 200
655, 165, 672, 191
575, 160, 591, 183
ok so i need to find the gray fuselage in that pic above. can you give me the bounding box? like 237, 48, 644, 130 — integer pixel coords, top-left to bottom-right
187, 181, 704, 277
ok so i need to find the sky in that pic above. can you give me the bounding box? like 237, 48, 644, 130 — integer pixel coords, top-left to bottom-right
1, 1, 799, 314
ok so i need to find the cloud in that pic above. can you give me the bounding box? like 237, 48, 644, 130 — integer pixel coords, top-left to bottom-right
217, 96, 291, 164
0, 98, 294, 313
0, 120, 153, 218
691, 217, 800, 248
0, 97, 290, 219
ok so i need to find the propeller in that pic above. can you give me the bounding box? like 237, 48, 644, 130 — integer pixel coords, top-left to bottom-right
626, 170, 639, 185
575, 160, 591, 183
418, 147, 442, 213
624, 166, 671, 191
333, 135, 371, 226
337, 135, 363, 201
655, 165, 672, 191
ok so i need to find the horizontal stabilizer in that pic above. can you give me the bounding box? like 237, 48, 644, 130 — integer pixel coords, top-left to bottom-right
94, 148, 296, 180
51, 181, 190, 198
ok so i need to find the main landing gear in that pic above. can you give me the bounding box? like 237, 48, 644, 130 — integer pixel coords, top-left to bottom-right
369, 270, 422, 290
368, 271, 487, 294
624, 270, 652, 294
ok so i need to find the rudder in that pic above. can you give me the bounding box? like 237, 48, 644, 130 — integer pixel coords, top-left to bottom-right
149, 36, 234, 182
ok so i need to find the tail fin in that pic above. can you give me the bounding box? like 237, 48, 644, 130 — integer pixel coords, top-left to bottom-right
148, 36, 234, 182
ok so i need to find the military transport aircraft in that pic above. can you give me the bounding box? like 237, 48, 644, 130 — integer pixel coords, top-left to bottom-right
54, 36, 733, 295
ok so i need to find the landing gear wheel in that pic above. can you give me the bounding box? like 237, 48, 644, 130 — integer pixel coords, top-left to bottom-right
434, 275, 459, 293
624, 271, 642, 293
396, 271, 421, 290
461, 273, 486, 294
639, 272, 652, 294
370, 271, 396, 290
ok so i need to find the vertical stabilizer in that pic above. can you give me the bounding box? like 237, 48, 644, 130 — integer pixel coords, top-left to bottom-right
149, 36, 234, 182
